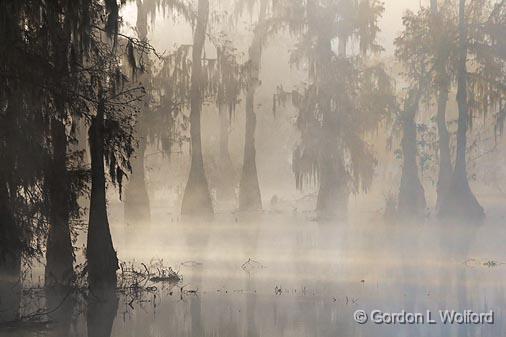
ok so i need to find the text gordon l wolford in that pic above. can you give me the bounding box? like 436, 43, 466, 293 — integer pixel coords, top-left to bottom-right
353, 309, 495, 325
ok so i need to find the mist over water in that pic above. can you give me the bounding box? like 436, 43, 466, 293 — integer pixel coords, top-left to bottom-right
105, 195, 506, 337
1, 0, 505, 336
5, 197, 506, 337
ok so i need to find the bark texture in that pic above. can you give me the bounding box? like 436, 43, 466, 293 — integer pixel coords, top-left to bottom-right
181, 0, 213, 217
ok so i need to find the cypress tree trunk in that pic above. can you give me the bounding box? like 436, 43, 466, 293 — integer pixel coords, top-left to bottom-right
314, 36, 348, 220
87, 93, 119, 290
316, 154, 347, 220
439, 0, 484, 221
0, 176, 21, 323
430, 0, 452, 213
45, 119, 74, 287
430, 0, 438, 14
238, 84, 262, 211
397, 89, 426, 219
124, 0, 151, 226
238, 0, 268, 212
217, 103, 235, 200
219, 104, 233, 167
435, 85, 452, 212
181, 0, 213, 217
45, 1, 74, 288
124, 128, 150, 225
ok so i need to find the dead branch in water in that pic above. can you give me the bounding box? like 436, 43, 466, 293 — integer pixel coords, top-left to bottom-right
0, 259, 182, 328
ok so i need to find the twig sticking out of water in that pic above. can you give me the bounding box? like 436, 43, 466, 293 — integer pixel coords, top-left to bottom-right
2, 259, 183, 328
274, 286, 282, 295
118, 260, 182, 310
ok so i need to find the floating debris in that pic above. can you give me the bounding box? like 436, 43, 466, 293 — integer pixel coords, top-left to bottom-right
176, 284, 199, 299
346, 296, 359, 305
483, 260, 502, 268
464, 258, 506, 268
180, 261, 203, 268
241, 258, 266, 273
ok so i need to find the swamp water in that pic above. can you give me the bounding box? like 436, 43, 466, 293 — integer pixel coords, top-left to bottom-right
2, 198, 506, 337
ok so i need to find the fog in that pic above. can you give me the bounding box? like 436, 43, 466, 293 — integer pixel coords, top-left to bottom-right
0, 0, 505, 337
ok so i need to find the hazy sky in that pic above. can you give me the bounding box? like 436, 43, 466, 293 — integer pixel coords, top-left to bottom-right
379, 0, 425, 53
122, 0, 428, 56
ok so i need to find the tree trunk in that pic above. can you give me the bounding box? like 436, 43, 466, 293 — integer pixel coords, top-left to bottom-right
124, 128, 151, 226
435, 85, 452, 212
314, 35, 348, 220
124, 0, 151, 226
87, 94, 119, 290
219, 104, 233, 167
238, 0, 268, 212
430, 0, 438, 15
0, 176, 21, 323
45, 119, 74, 287
217, 103, 235, 201
136, 0, 148, 41
430, 0, 452, 214
397, 89, 427, 219
316, 154, 347, 220
45, 2, 74, 288
181, 0, 213, 217
239, 87, 262, 211
439, 0, 484, 221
